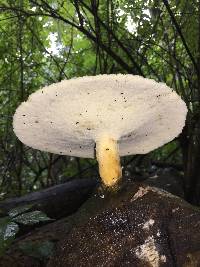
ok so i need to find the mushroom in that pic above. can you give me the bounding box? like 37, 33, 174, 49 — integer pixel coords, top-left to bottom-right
13, 74, 187, 187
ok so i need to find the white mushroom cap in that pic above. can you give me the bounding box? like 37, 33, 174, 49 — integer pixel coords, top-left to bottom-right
13, 74, 187, 158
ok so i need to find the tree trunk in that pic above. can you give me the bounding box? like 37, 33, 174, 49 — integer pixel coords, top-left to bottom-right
180, 116, 200, 204
0, 178, 97, 219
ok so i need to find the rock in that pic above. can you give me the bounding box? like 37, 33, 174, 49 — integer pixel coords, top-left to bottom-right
47, 182, 200, 267
145, 168, 184, 198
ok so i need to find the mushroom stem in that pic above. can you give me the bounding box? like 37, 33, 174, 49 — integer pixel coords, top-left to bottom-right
96, 136, 122, 187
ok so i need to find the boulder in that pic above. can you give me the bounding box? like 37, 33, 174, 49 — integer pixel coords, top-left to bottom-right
48, 182, 200, 267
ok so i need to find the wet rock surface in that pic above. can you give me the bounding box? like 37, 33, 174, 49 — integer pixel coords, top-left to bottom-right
48, 182, 200, 267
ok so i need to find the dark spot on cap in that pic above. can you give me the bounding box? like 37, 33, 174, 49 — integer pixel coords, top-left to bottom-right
114, 99, 117, 102
76, 121, 79, 125
23, 122, 26, 125
87, 128, 91, 130
121, 92, 124, 95
80, 113, 82, 116
22, 114, 26, 116
121, 117, 124, 120
79, 146, 82, 148
85, 110, 88, 113
35, 120, 39, 123
50, 121, 53, 124
87, 92, 90, 95
42, 91, 44, 94
106, 148, 109, 151
70, 150, 72, 152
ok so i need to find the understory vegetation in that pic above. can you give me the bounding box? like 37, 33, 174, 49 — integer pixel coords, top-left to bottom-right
0, 1, 199, 203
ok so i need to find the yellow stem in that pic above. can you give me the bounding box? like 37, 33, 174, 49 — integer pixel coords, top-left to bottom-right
96, 136, 122, 187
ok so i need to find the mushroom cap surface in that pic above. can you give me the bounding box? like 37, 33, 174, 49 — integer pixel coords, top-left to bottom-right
13, 74, 187, 158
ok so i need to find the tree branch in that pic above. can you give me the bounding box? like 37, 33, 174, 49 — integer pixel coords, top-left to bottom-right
162, 0, 198, 73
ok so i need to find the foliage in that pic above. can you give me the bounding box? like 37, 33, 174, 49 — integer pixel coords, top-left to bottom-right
0, 0, 199, 203
0, 217, 19, 256
0, 205, 52, 255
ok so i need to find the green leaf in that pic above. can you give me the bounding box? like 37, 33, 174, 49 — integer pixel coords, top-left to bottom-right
19, 240, 55, 260
13, 211, 52, 225
0, 218, 19, 240
8, 204, 34, 218
0, 217, 19, 256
